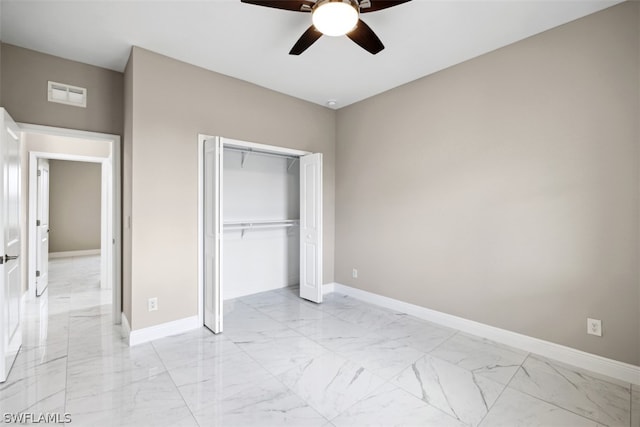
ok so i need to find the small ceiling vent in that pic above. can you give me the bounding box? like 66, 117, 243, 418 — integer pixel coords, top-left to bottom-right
47, 81, 87, 108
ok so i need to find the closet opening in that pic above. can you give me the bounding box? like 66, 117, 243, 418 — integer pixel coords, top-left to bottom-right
198, 136, 323, 334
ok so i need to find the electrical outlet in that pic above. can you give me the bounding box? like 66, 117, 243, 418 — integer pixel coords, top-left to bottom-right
148, 297, 158, 312
352, 268, 358, 279
587, 318, 602, 337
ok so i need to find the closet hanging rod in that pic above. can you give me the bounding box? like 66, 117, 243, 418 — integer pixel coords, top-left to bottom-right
223, 220, 300, 238
224, 146, 299, 161
224, 223, 299, 231
224, 219, 299, 227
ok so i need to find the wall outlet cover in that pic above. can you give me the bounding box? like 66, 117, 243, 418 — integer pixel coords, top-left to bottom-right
587, 318, 602, 337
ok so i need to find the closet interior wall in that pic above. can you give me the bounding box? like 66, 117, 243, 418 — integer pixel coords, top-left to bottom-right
222, 148, 300, 299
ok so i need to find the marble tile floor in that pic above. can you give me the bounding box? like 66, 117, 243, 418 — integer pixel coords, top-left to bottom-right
0, 255, 637, 426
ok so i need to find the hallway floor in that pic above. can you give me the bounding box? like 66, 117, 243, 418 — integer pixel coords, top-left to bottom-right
1, 256, 637, 426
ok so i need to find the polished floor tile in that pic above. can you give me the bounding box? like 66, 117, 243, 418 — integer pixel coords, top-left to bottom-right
280, 351, 386, 420
66, 372, 199, 427
331, 383, 466, 427
479, 387, 602, 427
393, 354, 505, 426
509, 354, 630, 426
429, 332, 528, 385
4, 255, 635, 426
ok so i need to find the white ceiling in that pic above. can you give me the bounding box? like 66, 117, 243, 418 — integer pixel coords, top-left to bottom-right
1, 0, 623, 109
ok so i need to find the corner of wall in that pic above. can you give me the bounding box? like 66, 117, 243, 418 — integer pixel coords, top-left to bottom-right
122, 48, 134, 328
637, 0, 640, 366
0, 41, 4, 106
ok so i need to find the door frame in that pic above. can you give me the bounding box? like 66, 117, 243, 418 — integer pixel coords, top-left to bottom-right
197, 134, 312, 327
23, 124, 122, 325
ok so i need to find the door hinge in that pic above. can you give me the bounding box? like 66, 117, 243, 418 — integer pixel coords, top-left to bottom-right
36, 270, 40, 277
37, 170, 41, 177
36, 220, 41, 226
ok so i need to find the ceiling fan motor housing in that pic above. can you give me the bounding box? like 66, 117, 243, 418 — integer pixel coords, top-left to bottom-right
312, 0, 360, 37
240, 0, 412, 55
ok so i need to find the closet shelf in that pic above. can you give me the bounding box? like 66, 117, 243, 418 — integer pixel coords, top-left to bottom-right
223, 220, 300, 236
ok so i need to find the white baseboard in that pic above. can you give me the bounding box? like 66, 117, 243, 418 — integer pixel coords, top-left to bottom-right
323, 282, 336, 295
330, 283, 640, 386
49, 249, 101, 259
121, 312, 131, 341
127, 315, 200, 346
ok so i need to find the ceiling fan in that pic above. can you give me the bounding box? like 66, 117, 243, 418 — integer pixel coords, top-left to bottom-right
241, 0, 411, 55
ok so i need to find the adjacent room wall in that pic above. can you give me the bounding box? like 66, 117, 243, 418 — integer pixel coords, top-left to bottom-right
335, 2, 639, 365
1, 44, 123, 135
48, 160, 101, 253
125, 46, 336, 330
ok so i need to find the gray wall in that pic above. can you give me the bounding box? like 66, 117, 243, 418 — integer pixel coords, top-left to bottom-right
125, 47, 336, 330
48, 160, 101, 253
1, 43, 123, 135
335, 2, 639, 365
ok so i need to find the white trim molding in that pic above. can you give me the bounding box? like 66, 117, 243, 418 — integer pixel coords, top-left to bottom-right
120, 312, 131, 341
330, 283, 640, 386
323, 282, 336, 294
49, 249, 101, 259
127, 315, 200, 346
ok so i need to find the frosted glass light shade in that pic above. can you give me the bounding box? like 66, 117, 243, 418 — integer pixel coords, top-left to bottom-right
312, 1, 358, 37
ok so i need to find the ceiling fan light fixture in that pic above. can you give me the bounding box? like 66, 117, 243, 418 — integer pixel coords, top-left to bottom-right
312, 0, 359, 37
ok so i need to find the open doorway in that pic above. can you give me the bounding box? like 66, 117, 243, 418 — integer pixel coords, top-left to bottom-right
20, 124, 121, 324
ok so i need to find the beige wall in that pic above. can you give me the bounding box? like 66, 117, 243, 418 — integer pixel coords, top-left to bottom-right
48, 160, 101, 253
1, 44, 123, 136
335, 2, 639, 365
125, 47, 335, 330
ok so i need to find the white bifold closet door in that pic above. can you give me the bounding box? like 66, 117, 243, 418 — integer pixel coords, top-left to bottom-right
299, 153, 323, 304
204, 138, 223, 334
203, 137, 323, 334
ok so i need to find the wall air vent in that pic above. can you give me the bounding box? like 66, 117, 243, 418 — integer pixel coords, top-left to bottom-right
47, 81, 87, 108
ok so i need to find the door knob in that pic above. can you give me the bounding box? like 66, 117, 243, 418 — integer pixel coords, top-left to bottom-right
1, 254, 18, 264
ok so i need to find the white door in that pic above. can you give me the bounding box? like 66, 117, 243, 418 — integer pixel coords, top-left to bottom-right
299, 153, 323, 303
36, 159, 49, 296
0, 109, 22, 382
203, 138, 223, 333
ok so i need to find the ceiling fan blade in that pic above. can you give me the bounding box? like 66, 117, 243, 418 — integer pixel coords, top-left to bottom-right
359, 0, 411, 13
240, 0, 313, 12
289, 25, 323, 55
346, 19, 384, 54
